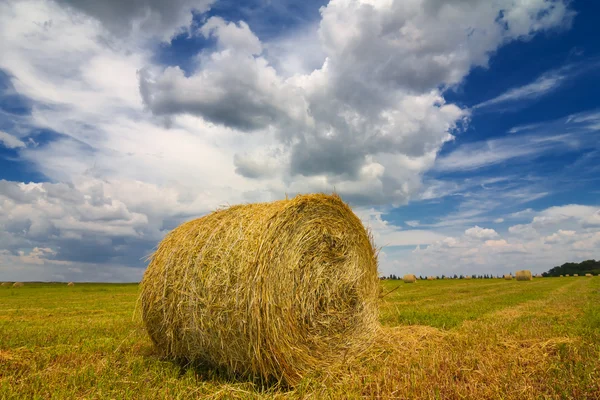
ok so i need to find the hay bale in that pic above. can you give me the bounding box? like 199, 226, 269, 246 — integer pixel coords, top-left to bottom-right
464, 276, 472, 280
1, 282, 11, 287
504, 274, 512, 280
585, 273, 593, 277
67, 282, 75, 287
574, 274, 579, 277
565, 274, 570, 277
560, 275, 564, 277
139, 194, 379, 385
535, 274, 543, 278
515, 270, 532, 281
403, 274, 416, 283
426, 276, 435, 280
12, 282, 24, 288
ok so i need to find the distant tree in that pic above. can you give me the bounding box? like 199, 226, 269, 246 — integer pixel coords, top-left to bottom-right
544, 259, 600, 277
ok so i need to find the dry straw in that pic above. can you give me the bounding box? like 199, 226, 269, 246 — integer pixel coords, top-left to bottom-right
12, 282, 24, 288
427, 276, 435, 280
560, 275, 564, 277
1, 282, 10, 287
139, 193, 380, 386
67, 282, 75, 287
574, 274, 579, 277
515, 270, 532, 281
585, 273, 593, 277
464, 276, 472, 280
504, 274, 512, 280
566, 274, 570, 277
403, 274, 416, 283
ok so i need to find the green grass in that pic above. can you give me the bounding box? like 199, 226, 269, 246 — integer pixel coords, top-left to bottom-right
1, 278, 599, 399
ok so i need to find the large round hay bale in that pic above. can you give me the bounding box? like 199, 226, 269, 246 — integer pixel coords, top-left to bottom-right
560, 275, 564, 277
403, 274, 416, 283
426, 276, 435, 281
1, 282, 11, 287
504, 274, 513, 280
565, 274, 570, 277
12, 282, 24, 288
67, 282, 75, 287
464, 275, 472, 280
574, 274, 579, 277
139, 194, 379, 385
585, 273, 593, 277
515, 270, 532, 281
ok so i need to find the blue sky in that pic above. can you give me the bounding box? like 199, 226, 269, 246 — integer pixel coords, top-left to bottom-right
0, 0, 599, 281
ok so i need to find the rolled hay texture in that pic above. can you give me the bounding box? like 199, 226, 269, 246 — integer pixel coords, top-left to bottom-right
403, 274, 416, 283
585, 273, 593, 277
139, 194, 380, 385
515, 270, 533, 281
574, 274, 579, 277
67, 282, 75, 286
12, 282, 24, 288
504, 274, 513, 280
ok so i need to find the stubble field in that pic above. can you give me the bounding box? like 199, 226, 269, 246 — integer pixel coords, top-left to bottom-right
1, 277, 599, 399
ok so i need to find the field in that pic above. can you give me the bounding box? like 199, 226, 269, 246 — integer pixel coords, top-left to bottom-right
1, 278, 599, 399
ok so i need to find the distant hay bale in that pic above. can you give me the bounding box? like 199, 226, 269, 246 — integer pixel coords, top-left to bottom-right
139, 193, 380, 385
464, 276, 472, 280
67, 282, 75, 287
585, 273, 593, 277
427, 276, 435, 280
535, 274, 543, 278
12, 282, 24, 288
1, 282, 11, 287
403, 274, 416, 283
560, 275, 564, 277
515, 270, 532, 281
565, 274, 570, 277
504, 274, 513, 280
574, 274, 579, 277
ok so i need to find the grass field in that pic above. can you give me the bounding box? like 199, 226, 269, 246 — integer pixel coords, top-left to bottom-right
1, 278, 599, 399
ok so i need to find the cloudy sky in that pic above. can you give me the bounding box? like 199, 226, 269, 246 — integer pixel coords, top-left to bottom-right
0, 0, 599, 282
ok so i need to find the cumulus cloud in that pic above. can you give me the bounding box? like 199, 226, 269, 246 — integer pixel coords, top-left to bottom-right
140, 0, 573, 203
465, 225, 499, 239
379, 204, 600, 277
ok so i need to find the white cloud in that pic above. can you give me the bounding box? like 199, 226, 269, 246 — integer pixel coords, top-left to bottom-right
474, 69, 567, 109
465, 225, 499, 239
0, 0, 580, 280
405, 220, 420, 227
0, 130, 26, 149
435, 110, 600, 171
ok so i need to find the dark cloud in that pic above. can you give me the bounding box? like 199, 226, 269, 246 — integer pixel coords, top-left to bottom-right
53, 0, 214, 39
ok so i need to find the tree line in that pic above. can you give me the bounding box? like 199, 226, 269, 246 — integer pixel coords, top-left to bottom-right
542, 259, 600, 277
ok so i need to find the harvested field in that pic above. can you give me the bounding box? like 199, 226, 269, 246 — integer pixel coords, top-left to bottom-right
1, 279, 599, 399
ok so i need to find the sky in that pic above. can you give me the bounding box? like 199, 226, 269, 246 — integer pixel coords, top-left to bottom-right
0, 0, 599, 282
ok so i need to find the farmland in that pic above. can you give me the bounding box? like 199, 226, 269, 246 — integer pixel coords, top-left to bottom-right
1, 278, 599, 399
